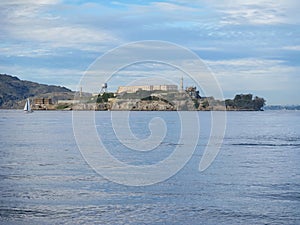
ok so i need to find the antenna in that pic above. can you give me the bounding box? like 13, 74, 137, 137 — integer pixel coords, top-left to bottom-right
180, 77, 184, 92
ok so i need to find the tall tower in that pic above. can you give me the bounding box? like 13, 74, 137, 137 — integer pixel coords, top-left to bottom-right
180, 77, 184, 92
100, 83, 108, 94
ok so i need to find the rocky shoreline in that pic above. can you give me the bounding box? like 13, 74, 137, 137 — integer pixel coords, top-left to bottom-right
41, 92, 265, 111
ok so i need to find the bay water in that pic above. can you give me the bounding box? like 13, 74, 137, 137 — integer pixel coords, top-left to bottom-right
0, 110, 299, 224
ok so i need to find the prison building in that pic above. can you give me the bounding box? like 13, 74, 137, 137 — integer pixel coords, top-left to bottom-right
117, 85, 178, 94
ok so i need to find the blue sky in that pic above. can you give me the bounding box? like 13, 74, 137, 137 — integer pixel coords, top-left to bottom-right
0, 0, 299, 104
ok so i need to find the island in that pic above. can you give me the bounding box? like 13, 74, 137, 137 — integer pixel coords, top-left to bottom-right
0, 73, 266, 111
91, 85, 265, 111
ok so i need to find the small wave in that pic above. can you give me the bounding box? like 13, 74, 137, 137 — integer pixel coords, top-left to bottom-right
256, 192, 300, 202
232, 143, 300, 147
37, 163, 57, 167
0, 207, 56, 219
161, 142, 184, 147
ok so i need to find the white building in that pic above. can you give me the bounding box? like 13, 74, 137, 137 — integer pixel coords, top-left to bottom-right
117, 85, 178, 94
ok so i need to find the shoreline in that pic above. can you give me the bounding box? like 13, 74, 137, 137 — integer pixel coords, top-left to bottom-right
0, 108, 266, 112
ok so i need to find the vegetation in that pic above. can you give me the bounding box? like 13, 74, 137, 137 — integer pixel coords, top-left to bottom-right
118, 90, 150, 99
193, 99, 200, 109
225, 94, 265, 111
56, 104, 71, 110
96, 92, 115, 103
141, 95, 175, 106
201, 100, 209, 108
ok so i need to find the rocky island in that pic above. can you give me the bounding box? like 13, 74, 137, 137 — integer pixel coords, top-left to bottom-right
0, 74, 266, 111
92, 87, 265, 111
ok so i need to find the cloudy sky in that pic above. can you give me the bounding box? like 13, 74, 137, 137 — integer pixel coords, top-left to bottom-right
1, 0, 299, 104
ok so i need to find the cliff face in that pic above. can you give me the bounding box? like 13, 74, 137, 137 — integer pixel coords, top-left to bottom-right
109, 91, 197, 111
0, 74, 72, 109
111, 98, 195, 111
111, 99, 176, 111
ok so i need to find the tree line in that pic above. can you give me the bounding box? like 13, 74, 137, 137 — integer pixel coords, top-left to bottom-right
225, 94, 265, 111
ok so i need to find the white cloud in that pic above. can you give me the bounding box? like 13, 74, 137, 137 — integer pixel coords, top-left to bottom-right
218, 1, 286, 25
11, 25, 119, 51
206, 58, 285, 68
191, 46, 220, 51
117, 1, 197, 13
0, 0, 121, 54
0, 0, 60, 5
151, 2, 197, 12
282, 45, 300, 51
205, 58, 295, 77
179, 0, 300, 25
0, 44, 53, 57
205, 58, 298, 92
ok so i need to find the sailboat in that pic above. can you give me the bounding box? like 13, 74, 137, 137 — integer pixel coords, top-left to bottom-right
24, 98, 33, 113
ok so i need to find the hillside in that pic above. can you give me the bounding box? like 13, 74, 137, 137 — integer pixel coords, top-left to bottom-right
0, 74, 73, 109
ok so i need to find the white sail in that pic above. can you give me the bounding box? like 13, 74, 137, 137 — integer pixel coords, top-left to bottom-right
24, 99, 28, 111
24, 98, 32, 112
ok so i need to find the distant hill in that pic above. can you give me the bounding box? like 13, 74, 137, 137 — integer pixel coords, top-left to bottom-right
0, 74, 73, 109
264, 105, 300, 110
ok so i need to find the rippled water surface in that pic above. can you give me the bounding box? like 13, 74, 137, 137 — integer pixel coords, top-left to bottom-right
0, 110, 299, 224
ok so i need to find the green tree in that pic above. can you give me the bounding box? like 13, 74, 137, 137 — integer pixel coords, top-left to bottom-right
234, 94, 253, 109
193, 99, 200, 109
202, 100, 209, 108
225, 99, 234, 108
97, 92, 115, 103
253, 96, 265, 110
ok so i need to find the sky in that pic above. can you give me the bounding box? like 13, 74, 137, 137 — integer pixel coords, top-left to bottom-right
0, 0, 299, 105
